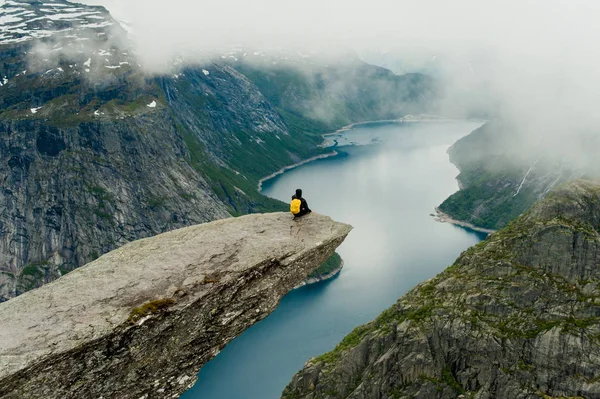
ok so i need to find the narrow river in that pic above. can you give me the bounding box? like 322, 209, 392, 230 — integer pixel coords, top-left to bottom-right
182, 120, 486, 399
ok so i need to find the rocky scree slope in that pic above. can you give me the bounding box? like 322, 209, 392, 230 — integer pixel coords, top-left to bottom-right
0, 212, 352, 399
284, 180, 600, 399
438, 121, 600, 231
0, 0, 435, 300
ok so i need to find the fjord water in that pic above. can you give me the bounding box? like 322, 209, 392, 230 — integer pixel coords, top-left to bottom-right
183, 121, 486, 399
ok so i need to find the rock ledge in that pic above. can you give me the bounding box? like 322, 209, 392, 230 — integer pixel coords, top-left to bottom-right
0, 212, 351, 399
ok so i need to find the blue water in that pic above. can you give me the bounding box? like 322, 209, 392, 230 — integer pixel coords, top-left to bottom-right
182, 120, 486, 399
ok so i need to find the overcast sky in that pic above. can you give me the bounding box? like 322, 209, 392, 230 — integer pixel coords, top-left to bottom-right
78, 0, 600, 150
77, 0, 600, 55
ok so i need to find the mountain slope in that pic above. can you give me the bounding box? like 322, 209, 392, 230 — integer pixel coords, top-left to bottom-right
234, 59, 436, 132
284, 180, 600, 399
0, 0, 436, 300
437, 121, 600, 230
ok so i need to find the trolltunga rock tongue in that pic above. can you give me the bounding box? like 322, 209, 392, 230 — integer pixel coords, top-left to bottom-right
0, 212, 352, 399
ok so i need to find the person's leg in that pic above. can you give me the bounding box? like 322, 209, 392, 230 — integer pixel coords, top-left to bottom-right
294, 209, 308, 218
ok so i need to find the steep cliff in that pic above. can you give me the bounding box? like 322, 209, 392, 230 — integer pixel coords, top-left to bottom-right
0, 212, 352, 399
438, 121, 600, 231
284, 180, 600, 399
0, 0, 435, 300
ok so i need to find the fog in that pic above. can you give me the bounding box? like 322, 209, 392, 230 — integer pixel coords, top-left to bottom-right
77, 0, 600, 158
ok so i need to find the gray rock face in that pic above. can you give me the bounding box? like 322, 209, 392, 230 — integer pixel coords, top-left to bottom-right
0, 212, 352, 399
0, 110, 232, 300
0, 0, 232, 300
283, 180, 600, 399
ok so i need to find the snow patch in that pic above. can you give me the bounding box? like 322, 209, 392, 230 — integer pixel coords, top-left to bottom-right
82, 21, 112, 29
147, 100, 157, 108
0, 14, 23, 24
30, 107, 42, 114
45, 11, 103, 21
202, 69, 210, 76
83, 58, 91, 67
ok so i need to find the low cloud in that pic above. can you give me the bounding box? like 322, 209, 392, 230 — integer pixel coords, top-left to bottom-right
76, 0, 600, 162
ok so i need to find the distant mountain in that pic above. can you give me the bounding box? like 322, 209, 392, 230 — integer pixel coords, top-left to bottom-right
0, 0, 437, 300
437, 121, 600, 230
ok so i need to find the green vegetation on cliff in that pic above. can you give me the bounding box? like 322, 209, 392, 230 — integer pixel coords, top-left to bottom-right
436, 122, 533, 230
438, 121, 596, 231
307, 252, 342, 280
234, 60, 436, 133
439, 167, 539, 229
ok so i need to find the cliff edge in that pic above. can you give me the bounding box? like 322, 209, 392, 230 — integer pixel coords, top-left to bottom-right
0, 212, 352, 399
284, 180, 600, 399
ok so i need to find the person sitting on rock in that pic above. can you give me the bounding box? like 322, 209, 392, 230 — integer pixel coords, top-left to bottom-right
290, 188, 312, 218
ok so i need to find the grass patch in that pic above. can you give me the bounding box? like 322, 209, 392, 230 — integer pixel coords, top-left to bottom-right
315, 324, 371, 365
17, 261, 51, 293
128, 298, 176, 324
442, 365, 465, 394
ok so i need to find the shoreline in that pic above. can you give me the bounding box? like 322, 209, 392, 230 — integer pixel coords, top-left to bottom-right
433, 207, 496, 234
257, 151, 338, 192
294, 261, 344, 289
319, 115, 480, 146
435, 121, 491, 233
257, 115, 462, 191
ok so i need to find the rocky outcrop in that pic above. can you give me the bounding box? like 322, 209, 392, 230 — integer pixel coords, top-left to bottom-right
296, 262, 344, 289
0, 212, 352, 399
284, 180, 600, 399
296, 252, 344, 288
